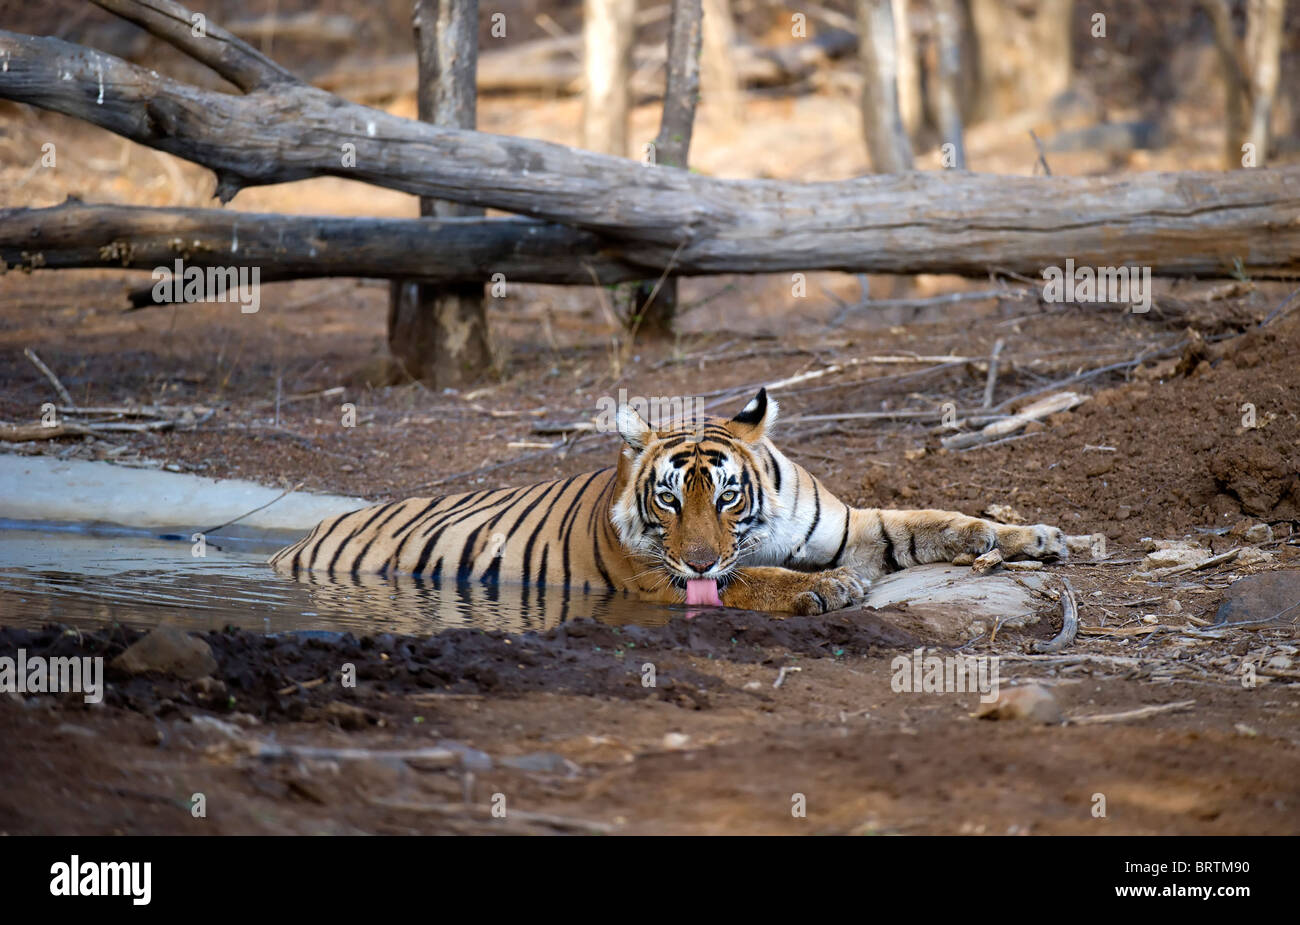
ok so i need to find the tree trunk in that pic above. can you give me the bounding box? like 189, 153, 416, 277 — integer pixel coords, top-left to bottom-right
1199, 0, 1250, 168
634, 0, 704, 337
929, 0, 966, 168
856, 0, 914, 172
701, 0, 742, 125
388, 0, 491, 386
583, 0, 636, 155
1244, 0, 1285, 163
969, 0, 1074, 122
891, 0, 922, 138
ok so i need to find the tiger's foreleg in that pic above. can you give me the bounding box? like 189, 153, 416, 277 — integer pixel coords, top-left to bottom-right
718, 565, 871, 615
841, 508, 1067, 579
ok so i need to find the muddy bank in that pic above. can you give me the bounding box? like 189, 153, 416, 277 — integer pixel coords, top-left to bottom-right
0, 606, 941, 721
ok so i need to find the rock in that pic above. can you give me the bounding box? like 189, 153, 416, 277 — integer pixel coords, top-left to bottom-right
662, 732, 691, 750
500, 752, 581, 775
974, 684, 1063, 724
111, 625, 217, 679
971, 549, 1004, 575
320, 701, 370, 730
1085, 457, 1114, 477
191, 676, 227, 698
1266, 655, 1293, 671
1244, 523, 1274, 544
434, 740, 493, 771
1003, 560, 1043, 571
55, 723, 98, 738
1140, 542, 1207, 571
983, 504, 1025, 524
1215, 571, 1300, 625
1235, 547, 1275, 567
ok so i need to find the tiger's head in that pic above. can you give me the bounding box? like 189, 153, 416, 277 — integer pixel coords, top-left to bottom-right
610, 389, 781, 593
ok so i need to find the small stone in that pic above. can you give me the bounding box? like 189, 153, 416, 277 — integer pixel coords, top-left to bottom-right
1114, 505, 1132, 521
1140, 542, 1207, 571
1085, 457, 1114, 477
192, 676, 227, 697
1141, 614, 1160, 624
1235, 547, 1275, 567
983, 504, 1025, 525
111, 625, 217, 680
55, 723, 97, 738
1234, 723, 1259, 737
1244, 523, 1274, 544
743, 680, 762, 691
971, 549, 1004, 575
500, 752, 580, 775
1266, 655, 1293, 671
321, 701, 370, 730
973, 685, 1063, 724
662, 732, 691, 750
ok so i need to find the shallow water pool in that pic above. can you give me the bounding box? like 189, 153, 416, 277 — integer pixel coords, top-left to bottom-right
0, 523, 681, 636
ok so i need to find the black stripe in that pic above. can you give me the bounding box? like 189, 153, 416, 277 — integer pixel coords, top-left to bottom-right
394, 489, 494, 569
559, 470, 605, 589
410, 487, 527, 575
764, 446, 782, 494
349, 500, 415, 575
327, 502, 398, 576
879, 512, 900, 572
830, 509, 850, 568
800, 481, 822, 548
299, 507, 363, 571
521, 476, 579, 586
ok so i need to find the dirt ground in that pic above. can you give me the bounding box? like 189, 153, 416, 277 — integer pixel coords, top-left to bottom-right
2, 1, 1300, 835
2, 262, 1298, 834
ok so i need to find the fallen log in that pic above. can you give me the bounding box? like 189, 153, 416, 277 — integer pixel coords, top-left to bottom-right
3, 1, 1300, 279
0, 201, 651, 290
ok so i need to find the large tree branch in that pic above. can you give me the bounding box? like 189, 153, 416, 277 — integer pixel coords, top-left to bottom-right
3, 24, 1300, 278
91, 0, 298, 91
0, 201, 646, 287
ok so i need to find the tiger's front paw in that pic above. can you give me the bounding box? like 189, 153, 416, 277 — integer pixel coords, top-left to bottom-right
791, 567, 871, 616
997, 523, 1068, 560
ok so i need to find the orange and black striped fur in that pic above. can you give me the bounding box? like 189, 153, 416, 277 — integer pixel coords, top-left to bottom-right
270, 389, 1067, 615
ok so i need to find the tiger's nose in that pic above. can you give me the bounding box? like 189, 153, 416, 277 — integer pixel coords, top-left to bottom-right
684, 546, 717, 573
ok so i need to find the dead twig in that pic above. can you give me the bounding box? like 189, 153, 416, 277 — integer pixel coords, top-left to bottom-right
1032, 577, 1079, 653
1067, 700, 1195, 726
199, 480, 305, 535
23, 347, 75, 407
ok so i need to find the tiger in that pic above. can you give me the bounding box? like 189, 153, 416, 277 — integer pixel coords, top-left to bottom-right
270, 388, 1068, 615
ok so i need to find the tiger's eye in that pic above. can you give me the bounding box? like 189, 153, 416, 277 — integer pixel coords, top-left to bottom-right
720, 490, 738, 504
658, 491, 677, 507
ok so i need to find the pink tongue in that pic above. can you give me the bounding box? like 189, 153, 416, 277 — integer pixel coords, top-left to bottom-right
685, 578, 723, 607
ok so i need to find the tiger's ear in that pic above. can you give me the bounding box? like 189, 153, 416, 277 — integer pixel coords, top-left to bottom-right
729, 388, 779, 443
616, 403, 654, 452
